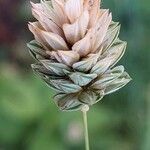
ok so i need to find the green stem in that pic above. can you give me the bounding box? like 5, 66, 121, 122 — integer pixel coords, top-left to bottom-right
82, 105, 90, 150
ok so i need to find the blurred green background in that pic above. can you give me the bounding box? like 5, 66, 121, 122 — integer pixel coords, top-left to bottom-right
0, 0, 150, 150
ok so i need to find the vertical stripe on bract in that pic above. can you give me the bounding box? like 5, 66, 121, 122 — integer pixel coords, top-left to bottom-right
90, 55, 114, 75
28, 22, 50, 51
104, 72, 131, 95
91, 10, 112, 52
51, 0, 69, 25
102, 22, 120, 52
31, 1, 66, 36
72, 30, 92, 57
57, 50, 80, 66
41, 31, 69, 50
47, 50, 80, 68
35, 0, 65, 28
105, 40, 127, 68
54, 93, 83, 111
63, 10, 89, 45
84, 0, 101, 28
91, 66, 125, 89
40, 60, 71, 76
65, 0, 83, 23
36, 12, 64, 37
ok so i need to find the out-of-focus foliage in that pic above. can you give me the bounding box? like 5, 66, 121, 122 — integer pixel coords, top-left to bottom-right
0, 0, 150, 150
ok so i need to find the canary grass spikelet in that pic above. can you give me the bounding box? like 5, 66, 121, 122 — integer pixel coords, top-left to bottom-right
27, 0, 131, 111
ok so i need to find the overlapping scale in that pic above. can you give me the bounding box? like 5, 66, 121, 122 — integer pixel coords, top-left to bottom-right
27, 0, 131, 111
